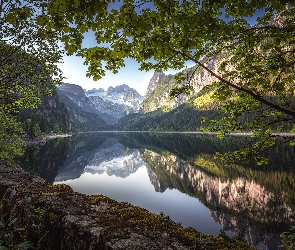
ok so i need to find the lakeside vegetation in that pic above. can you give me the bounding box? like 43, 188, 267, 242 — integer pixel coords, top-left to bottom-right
1, 0, 295, 249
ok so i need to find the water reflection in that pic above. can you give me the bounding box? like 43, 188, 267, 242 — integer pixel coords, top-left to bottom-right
20, 132, 295, 250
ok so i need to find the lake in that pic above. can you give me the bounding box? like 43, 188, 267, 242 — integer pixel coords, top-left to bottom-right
20, 132, 295, 250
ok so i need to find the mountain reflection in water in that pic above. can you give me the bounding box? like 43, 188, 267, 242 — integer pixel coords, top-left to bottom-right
20, 132, 295, 250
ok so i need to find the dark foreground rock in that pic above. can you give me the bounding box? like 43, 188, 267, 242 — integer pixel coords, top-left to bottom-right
0, 165, 256, 250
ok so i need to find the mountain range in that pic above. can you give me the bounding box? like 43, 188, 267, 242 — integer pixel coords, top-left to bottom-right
85, 84, 144, 118
20, 60, 220, 135
57, 83, 144, 127
57, 57, 221, 131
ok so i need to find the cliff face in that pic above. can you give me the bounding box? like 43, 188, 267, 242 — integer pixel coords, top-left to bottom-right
141, 57, 221, 112
86, 84, 144, 119
144, 72, 166, 99
144, 150, 295, 223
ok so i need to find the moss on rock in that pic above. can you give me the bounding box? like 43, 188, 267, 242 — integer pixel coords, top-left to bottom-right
0, 164, 257, 249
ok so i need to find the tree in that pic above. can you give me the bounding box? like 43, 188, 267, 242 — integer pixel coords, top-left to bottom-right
2, 1, 294, 164
45, 0, 295, 164
0, 0, 63, 164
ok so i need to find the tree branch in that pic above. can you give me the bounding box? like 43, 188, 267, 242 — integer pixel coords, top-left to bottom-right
175, 50, 295, 117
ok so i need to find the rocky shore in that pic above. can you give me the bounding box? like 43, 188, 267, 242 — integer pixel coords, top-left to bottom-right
22, 134, 73, 149
0, 164, 256, 249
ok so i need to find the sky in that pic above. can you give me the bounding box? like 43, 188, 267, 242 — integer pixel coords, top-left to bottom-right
57, 1, 162, 96
57, 4, 264, 96
58, 55, 156, 96
58, 54, 195, 96
56, 0, 199, 96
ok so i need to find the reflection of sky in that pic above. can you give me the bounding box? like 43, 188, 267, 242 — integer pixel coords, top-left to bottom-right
84, 150, 142, 177
55, 165, 224, 236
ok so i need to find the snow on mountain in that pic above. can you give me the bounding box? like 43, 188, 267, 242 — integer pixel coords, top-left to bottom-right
58, 83, 144, 124
83, 138, 144, 178
85, 84, 144, 118
58, 83, 118, 124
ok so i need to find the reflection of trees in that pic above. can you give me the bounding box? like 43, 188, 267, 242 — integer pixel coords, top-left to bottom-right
54, 133, 113, 181
19, 137, 71, 182
142, 149, 294, 249
20, 133, 109, 182
118, 133, 295, 210
20, 132, 295, 248
210, 210, 282, 250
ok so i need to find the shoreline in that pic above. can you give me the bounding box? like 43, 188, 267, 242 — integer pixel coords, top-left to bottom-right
73, 130, 295, 137
23, 133, 73, 148
0, 164, 257, 250
22, 130, 295, 150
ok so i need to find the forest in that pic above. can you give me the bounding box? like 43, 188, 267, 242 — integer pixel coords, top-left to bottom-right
1, 0, 295, 165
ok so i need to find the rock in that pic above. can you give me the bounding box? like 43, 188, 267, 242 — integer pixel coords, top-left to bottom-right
0, 165, 256, 249
0, 165, 197, 249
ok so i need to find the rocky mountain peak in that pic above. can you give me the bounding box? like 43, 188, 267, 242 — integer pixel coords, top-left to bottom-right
59, 83, 85, 95
58, 83, 118, 125
140, 58, 223, 113
144, 72, 166, 98
88, 88, 104, 94
85, 84, 143, 119
107, 84, 132, 93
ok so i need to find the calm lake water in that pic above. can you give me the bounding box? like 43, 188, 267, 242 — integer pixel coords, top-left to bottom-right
20, 132, 295, 250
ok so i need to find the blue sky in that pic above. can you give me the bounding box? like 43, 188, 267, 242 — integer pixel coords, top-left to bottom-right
59, 54, 195, 96
58, 55, 156, 95
57, 4, 264, 96
57, 1, 162, 96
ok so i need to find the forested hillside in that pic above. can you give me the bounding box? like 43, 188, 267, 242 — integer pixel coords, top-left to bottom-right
19, 88, 72, 137
19, 85, 109, 137
57, 90, 108, 131
116, 64, 221, 131
117, 61, 295, 133
116, 103, 218, 131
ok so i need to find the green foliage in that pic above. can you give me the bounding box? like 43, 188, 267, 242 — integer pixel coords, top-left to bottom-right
45, 0, 295, 164
2, 0, 295, 164
29, 207, 47, 250
218, 230, 247, 245
193, 91, 217, 110
0, 217, 32, 250
280, 226, 295, 250
159, 212, 174, 224
0, 0, 64, 164
19, 88, 72, 136
0, 113, 25, 165
116, 103, 219, 132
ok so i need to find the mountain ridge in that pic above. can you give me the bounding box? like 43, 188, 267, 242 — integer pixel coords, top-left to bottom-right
85, 84, 143, 119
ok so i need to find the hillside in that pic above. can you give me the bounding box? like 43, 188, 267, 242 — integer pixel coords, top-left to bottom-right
117, 58, 221, 131
141, 57, 220, 113
57, 89, 108, 131
19, 87, 72, 137
58, 83, 117, 125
